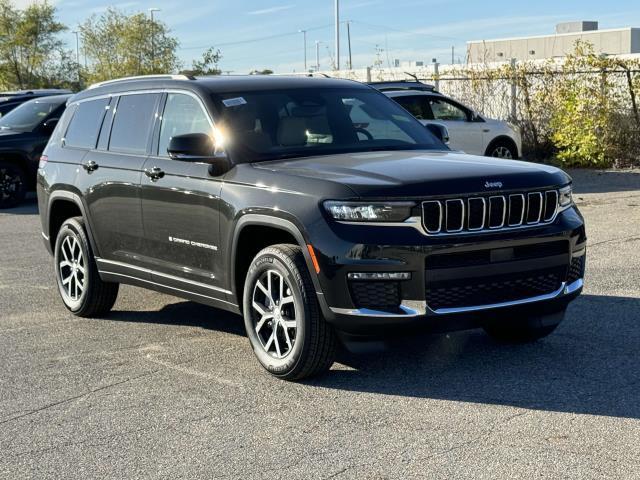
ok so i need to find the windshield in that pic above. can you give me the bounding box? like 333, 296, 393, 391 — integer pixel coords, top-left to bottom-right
211, 88, 445, 163
0, 98, 64, 132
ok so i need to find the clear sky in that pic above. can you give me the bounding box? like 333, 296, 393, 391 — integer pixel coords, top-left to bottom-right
16, 0, 640, 73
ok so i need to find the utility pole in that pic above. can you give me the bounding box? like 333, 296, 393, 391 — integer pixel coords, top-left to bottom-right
298, 30, 307, 71
149, 8, 160, 72
451, 45, 454, 65
334, 0, 340, 70
72, 30, 81, 84
315, 41, 322, 71
346, 21, 353, 70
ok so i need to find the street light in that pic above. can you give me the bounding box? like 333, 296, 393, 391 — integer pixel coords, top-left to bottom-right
72, 30, 81, 84
315, 41, 325, 71
149, 8, 161, 71
298, 29, 307, 71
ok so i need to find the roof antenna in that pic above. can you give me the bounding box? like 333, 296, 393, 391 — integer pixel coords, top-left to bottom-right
405, 72, 419, 82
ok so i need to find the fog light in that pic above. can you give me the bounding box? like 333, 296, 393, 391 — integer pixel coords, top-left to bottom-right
347, 272, 411, 281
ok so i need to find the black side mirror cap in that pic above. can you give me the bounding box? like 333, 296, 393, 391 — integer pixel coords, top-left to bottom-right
167, 133, 231, 175
426, 123, 450, 145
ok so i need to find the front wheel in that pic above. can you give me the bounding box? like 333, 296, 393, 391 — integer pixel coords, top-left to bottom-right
483, 307, 565, 343
243, 244, 336, 380
0, 161, 26, 209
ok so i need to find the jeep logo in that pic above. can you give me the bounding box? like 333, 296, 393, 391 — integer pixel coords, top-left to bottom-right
484, 181, 503, 189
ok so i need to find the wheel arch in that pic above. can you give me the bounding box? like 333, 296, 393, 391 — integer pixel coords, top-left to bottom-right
484, 135, 519, 158
47, 190, 100, 256
230, 214, 321, 310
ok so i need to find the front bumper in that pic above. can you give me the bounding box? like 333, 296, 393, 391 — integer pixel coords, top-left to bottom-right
311, 206, 586, 334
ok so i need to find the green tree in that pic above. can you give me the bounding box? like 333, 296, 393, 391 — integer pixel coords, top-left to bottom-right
80, 7, 180, 84
0, 0, 70, 89
181, 47, 222, 76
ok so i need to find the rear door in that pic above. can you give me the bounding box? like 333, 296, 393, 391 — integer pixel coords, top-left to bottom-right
78, 92, 161, 273
139, 92, 227, 299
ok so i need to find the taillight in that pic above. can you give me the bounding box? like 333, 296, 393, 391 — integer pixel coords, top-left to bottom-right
39, 155, 48, 168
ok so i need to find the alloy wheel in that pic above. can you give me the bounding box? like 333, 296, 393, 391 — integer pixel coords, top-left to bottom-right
58, 235, 86, 302
251, 269, 298, 359
0, 166, 22, 203
492, 146, 513, 159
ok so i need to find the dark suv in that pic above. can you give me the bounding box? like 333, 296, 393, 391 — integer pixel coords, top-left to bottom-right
0, 94, 70, 208
37, 75, 586, 380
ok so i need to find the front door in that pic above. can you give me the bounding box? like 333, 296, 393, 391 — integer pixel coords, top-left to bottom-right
424, 96, 484, 155
139, 92, 226, 299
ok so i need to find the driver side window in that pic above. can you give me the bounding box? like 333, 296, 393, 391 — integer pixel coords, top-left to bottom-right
428, 98, 468, 122
158, 93, 212, 157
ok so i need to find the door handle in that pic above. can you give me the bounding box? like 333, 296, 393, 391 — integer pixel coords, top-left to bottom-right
144, 166, 165, 181
482, 129, 491, 133
82, 160, 99, 173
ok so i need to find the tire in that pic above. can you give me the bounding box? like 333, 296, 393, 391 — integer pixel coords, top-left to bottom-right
53, 216, 119, 317
486, 139, 518, 159
0, 161, 26, 209
242, 244, 337, 380
483, 307, 565, 343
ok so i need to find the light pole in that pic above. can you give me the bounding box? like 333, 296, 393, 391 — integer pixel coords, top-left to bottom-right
298, 29, 307, 71
315, 41, 324, 71
72, 30, 81, 84
334, 0, 340, 70
149, 8, 161, 72
346, 21, 352, 70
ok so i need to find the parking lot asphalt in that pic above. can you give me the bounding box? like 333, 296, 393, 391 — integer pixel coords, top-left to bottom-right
1, 169, 639, 479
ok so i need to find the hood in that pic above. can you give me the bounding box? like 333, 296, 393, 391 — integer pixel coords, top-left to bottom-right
253, 150, 570, 198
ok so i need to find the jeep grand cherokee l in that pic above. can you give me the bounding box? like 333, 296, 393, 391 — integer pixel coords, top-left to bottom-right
37, 75, 586, 380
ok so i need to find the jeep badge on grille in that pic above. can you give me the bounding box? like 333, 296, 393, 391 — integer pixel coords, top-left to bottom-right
485, 181, 503, 189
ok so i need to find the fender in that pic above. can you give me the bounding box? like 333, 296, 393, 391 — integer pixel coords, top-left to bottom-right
47, 189, 101, 257
229, 212, 325, 304
484, 135, 519, 158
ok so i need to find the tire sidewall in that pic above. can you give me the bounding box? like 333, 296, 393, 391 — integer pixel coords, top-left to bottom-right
488, 141, 517, 159
243, 250, 309, 377
54, 218, 91, 313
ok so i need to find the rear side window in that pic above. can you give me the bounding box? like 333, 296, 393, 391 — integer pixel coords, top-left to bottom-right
64, 98, 109, 149
109, 93, 160, 154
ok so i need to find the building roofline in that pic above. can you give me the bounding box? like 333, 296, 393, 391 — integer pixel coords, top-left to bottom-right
467, 26, 638, 45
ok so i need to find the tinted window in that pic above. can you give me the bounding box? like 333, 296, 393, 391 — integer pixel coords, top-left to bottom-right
109, 94, 160, 154
158, 93, 211, 157
212, 88, 442, 163
0, 97, 67, 132
429, 98, 468, 122
393, 95, 433, 120
65, 98, 109, 149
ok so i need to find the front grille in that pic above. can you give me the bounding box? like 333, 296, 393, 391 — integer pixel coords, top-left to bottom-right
422, 189, 559, 235
567, 256, 585, 283
426, 268, 564, 311
349, 281, 400, 310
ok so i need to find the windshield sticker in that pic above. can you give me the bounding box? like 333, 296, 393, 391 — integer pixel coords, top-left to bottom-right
223, 97, 247, 108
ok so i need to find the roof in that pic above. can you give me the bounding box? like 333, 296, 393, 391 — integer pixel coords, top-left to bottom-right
368, 80, 437, 92
73, 74, 368, 102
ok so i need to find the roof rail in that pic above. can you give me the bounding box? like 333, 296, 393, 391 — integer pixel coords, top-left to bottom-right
88, 74, 195, 90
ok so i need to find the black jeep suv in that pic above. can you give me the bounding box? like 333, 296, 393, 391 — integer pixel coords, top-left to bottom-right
37, 75, 586, 380
0, 94, 70, 208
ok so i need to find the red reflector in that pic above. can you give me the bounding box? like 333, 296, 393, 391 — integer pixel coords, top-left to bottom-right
38, 155, 48, 168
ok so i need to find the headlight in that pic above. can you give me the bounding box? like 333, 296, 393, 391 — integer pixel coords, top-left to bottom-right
558, 185, 573, 211
324, 201, 415, 222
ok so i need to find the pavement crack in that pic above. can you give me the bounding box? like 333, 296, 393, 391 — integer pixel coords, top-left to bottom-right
0, 369, 160, 427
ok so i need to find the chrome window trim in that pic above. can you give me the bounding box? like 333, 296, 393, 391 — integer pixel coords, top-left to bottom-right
467, 197, 486, 231
488, 195, 506, 229
526, 192, 544, 224
507, 193, 525, 226
445, 198, 465, 232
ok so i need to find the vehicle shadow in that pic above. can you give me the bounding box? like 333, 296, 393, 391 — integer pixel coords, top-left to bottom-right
109, 302, 246, 337
568, 168, 640, 194
0, 196, 38, 215
308, 294, 640, 420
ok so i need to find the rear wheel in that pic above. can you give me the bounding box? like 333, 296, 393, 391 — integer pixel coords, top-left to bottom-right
483, 307, 565, 343
243, 244, 336, 380
54, 217, 119, 317
486, 140, 518, 159
0, 161, 26, 209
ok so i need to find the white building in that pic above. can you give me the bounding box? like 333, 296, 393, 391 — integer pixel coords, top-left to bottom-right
467, 21, 640, 63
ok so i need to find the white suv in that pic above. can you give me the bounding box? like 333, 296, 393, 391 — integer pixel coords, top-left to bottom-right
371, 81, 522, 159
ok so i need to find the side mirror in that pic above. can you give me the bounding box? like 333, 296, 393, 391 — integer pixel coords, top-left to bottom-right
426, 123, 450, 145
167, 133, 230, 176
42, 118, 59, 133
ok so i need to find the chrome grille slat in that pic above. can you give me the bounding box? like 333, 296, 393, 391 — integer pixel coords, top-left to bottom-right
421, 189, 560, 236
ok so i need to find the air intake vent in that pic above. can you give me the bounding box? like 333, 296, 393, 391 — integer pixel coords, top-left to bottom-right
422, 189, 560, 235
